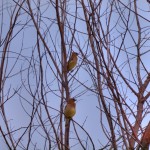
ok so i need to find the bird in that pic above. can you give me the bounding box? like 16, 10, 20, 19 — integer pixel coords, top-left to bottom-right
64, 98, 76, 119
64, 98, 76, 149
67, 52, 78, 72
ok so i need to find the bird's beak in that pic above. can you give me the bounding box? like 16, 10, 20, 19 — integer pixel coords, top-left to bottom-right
73, 98, 76, 101
72, 51, 78, 55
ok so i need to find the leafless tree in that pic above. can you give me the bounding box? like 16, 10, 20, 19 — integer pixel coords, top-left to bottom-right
0, 0, 150, 150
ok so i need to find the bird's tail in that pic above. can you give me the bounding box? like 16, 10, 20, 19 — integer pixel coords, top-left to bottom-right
65, 118, 70, 126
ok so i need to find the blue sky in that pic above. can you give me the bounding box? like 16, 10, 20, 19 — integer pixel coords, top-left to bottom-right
1, 0, 150, 149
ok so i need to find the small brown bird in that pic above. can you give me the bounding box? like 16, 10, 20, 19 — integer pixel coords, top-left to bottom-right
64, 98, 76, 119
67, 52, 78, 72
64, 98, 76, 148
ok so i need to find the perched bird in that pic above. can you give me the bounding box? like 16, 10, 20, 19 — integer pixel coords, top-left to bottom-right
67, 52, 78, 72
64, 98, 76, 119
64, 98, 76, 149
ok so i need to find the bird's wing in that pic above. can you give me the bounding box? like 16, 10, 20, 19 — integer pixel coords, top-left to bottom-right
68, 55, 73, 62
